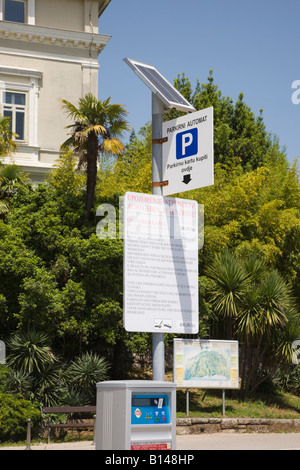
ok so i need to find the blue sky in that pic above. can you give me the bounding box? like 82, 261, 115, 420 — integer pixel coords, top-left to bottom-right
98, 0, 300, 165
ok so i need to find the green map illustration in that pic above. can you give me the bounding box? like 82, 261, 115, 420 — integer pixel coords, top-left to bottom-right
183, 348, 230, 381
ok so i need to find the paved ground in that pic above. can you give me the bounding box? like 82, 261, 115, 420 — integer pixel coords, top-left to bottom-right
1, 433, 300, 450
177, 433, 300, 450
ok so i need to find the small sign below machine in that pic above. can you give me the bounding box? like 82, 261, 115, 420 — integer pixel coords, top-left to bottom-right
131, 442, 172, 450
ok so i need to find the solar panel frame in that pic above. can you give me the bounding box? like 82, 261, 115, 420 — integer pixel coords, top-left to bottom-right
123, 58, 196, 113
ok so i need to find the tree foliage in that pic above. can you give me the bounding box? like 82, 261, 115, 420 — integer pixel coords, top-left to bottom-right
0, 389, 40, 441
0, 115, 17, 157
0, 73, 299, 409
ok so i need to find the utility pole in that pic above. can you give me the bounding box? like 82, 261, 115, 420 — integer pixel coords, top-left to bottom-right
151, 93, 165, 382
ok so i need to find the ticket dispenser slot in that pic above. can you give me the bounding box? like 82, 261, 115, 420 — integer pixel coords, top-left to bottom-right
96, 380, 176, 450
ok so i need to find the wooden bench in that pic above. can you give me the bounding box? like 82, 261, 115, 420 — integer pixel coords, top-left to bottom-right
41, 406, 96, 443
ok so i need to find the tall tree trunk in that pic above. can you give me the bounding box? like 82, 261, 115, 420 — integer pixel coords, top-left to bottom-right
85, 132, 98, 216
240, 339, 249, 399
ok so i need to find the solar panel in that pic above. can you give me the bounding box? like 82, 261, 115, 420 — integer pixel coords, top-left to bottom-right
123, 58, 196, 113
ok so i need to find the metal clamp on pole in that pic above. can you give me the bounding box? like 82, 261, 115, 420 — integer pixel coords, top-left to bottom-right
152, 137, 168, 145
152, 180, 169, 188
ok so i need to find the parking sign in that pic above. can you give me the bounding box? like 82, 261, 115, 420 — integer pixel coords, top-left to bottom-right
176, 128, 198, 159
162, 107, 213, 196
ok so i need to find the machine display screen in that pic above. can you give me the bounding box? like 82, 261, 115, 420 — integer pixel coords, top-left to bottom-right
132, 397, 165, 408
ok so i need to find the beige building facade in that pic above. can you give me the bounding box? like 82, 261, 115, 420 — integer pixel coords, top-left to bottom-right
0, 0, 111, 182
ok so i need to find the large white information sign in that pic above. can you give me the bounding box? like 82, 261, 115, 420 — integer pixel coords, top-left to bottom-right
123, 192, 199, 334
174, 339, 239, 389
162, 107, 214, 196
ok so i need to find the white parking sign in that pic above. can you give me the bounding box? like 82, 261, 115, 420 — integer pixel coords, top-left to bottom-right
162, 107, 214, 196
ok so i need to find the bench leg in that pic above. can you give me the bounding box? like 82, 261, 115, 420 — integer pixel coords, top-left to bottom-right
93, 415, 96, 444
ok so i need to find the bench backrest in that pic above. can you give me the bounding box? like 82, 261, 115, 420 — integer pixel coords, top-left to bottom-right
42, 406, 96, 414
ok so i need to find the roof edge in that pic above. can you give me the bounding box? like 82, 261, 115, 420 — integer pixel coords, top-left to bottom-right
98, 0, 111, 17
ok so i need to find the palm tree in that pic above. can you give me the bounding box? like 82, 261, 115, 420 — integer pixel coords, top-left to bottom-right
0, 116, 18, 215
61, 94, 130, 216
206, 250, 297, 398
205, 248, 250, 339
237, 269, 294, 397
0, 199, 9, 216
67, 352, 110, 404
6, 329, 57, 375
0, 115, 17, 157
5, 329, 66, 406
0, 163, 30, 198
0, 163, 30, 217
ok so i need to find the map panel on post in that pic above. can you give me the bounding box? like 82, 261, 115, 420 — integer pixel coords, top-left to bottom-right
173, 339, 239, 389
123, 58, 196, 113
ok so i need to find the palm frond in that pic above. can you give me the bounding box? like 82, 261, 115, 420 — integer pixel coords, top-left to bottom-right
60, 99, 87, 122
101, 137, 125, 155
80, 124, 107, 138
0, 200, 9, 215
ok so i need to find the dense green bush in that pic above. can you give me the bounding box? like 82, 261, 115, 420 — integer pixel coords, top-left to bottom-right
3, 330, 111, 408
0, 392, 40, 442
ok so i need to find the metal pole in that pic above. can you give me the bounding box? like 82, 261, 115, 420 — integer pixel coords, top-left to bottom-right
25, 418, 31, 450
152, 92, 165, 382
222, 389, 226, 416
93, 414, 96, 445
186, 389, 189, 416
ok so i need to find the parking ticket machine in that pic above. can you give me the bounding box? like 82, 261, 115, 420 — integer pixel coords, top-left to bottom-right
96, 380, 176, 450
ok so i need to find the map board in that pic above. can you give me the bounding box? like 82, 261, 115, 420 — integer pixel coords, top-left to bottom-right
123, 192, 199, 334
173, 339, 239, 389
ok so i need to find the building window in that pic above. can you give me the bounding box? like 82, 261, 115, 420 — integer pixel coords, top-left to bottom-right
4, 0, 26, 23
3, 91, 26, 141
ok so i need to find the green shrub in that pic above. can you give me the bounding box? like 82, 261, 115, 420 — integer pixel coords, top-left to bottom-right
0, 392, 40, 442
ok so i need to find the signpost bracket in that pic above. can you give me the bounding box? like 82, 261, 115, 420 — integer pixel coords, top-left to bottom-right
152, 137, 168, 145
152, 180, 169, 188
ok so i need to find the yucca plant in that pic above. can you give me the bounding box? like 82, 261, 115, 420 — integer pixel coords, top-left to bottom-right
205, 248, 250, 338
4, 369, 34, 400
206, 249, 298, 398
6, 329, 57, 375
67, 352, 110, 404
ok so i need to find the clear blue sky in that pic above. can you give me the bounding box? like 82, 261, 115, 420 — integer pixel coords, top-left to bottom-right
98, 0, 300, 165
